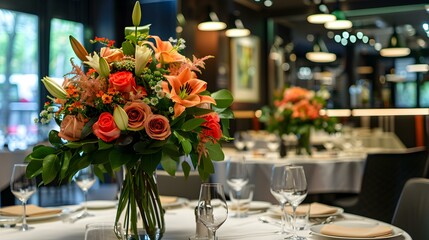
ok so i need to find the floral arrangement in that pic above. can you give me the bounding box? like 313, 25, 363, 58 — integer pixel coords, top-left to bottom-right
260, 86, 336, 155
26, 2, 233, 239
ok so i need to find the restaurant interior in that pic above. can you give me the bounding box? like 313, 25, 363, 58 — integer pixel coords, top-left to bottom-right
1, 0, 429, 239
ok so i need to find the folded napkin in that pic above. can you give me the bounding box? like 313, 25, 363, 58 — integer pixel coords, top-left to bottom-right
0, 204, 62, 217
320, 224, 393, 238
286, 202, 338, 216
160, 196, 178, 204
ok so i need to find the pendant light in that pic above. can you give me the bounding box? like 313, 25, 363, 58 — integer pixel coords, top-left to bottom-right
307, 0, 336, 24
380, 26, 410, 57
324, 1, 352, 30
197, 7, 226, 31
306, 36, 336, 63
225, 11, 250, 37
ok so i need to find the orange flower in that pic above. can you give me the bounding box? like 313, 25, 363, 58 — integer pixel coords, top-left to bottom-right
149, 36, 185, 64
283, 87, 310, 103
163, 68, 215, 117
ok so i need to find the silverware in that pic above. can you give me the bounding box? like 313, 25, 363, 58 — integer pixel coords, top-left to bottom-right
258, 216, 282, 226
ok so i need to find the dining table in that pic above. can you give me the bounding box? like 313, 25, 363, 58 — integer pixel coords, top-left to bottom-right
0, 200, 412, 240
213, 147, 368, 203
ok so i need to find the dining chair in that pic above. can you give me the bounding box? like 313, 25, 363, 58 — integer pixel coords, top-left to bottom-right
156, 170, 204, 200
333, 147, 428, 223
392, 178, 429, 240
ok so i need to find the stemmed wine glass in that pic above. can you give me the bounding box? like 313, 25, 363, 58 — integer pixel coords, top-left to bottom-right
74, 165, 96, 219
270, 164, 290, 236
283, 165, 308, 240
10, 163, 37, 231
196, 183, 228, 240
226, 158, 249, 218
234, 132, 246, 151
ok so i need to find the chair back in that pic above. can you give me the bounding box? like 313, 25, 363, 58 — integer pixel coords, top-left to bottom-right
355, 147, 428, 223
156, 170, 204, 200
392, 178, 429, 240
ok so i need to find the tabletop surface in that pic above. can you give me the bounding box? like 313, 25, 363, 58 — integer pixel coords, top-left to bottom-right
0, 202, 412, 240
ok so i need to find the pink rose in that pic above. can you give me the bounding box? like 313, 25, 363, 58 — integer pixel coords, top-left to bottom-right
200, 113, 222, 143
58, 115, 86, 141
100, 47, 124, 63
92, 112, 121, 142
124, 101, 152, 131
144, 114, 171, 140
109, 71, 136, 93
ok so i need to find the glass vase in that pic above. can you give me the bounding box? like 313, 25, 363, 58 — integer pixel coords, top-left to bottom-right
116, 161, 165, 240
295, 129, 311, 156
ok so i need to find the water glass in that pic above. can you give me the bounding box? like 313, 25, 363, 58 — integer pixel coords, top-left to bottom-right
85, 222, 124, 240
229, 184, 254, 218
74, 165, 96, 219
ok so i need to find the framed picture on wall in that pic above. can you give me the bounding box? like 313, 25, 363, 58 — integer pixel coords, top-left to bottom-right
230, 36, 260, 103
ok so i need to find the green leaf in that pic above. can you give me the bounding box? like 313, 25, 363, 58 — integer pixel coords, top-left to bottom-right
216, 108, 234, 119
93, 165, 105, 182
29, 146, 56, 160
140, 151, 162, 174
98, 140, 113, 150
122, 41, 135, 56
181, 161, 191, 179
160, 152, 177, 176
48, 130, 63, 147
42, 154, 59, 184
81, 117, 97, 139
185, 107, 213, 116
206, 142, 224, 161
109, 149, 136, 170
26, 160, 43, 178
91, 149, 112, 164
211, 89, 233, 108
124, 24, 150, 37
181, 140, 192, 154
64, 142, 83, 148
60, 151, 72, 179
181, 118, 206, 132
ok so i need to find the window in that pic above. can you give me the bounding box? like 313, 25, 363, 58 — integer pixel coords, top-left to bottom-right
0, 9, 39, 150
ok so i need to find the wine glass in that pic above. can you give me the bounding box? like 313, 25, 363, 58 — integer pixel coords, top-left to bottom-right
283, 165, 308, 240
234, 132, 246, 151
10, 163, 37, 231
226, 158, 249, 218
270, 164, 290, 236
196, 183, 228, 240
267, 134, 280, 152
74, 165, 96, 219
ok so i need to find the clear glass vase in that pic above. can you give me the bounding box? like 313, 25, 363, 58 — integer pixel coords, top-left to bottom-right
295, 128, 311, 156
115, 161, 165, 240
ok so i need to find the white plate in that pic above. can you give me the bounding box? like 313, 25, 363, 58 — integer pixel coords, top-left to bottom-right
267, 206, 344, 218
310, 220, 404, 240
26, 210, 64, 221
84, 200, 117, 209
162, 197, 189, 209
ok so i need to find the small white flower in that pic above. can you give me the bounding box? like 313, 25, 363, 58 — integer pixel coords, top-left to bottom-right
40, 110, 48, 117
143, 98, 150, 104
150, 97, 159, 105
34, 118, 39, 124
169, 107, 174, 113
154, 85, 162, 92
156, 91, 165, 99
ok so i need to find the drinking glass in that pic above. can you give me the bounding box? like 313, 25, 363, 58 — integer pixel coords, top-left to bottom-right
226, 158, 249, 218
283, 165, 308, 240
233, 132, 246, 151
270, 164, 289, 235
74, 165, 96, 218
10, 163, 37, 231
85, 222, 124, 240
196, 183, 228, 240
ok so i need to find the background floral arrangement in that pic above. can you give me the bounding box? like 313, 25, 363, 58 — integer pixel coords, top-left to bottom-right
260, 86, 336, 155
25, 2, 233, 238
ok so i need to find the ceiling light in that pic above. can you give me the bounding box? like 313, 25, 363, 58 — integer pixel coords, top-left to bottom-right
307, 1, 336, 24
225, 13, 250, 37
197, 11, 226, 31
406, 64, 429, 72
324, 10, 352, 30
306, 37, 336, 63
380, 26, 411, 57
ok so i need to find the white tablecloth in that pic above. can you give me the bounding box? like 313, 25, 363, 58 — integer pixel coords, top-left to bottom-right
0, 205, 411, 240
213, 148, 367, 203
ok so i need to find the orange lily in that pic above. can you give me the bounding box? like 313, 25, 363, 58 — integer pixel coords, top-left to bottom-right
163, 68, 215, 117
149, 36, 185, 64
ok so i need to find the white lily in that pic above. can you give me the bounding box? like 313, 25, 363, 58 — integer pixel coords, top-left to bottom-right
113, 105, 129, 131
41, 77, 67, 99
84, 52, 102, 74
135, 45, 152, 76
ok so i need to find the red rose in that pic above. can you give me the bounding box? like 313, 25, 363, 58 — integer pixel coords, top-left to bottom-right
92, 112, 121, 142
58, 114, 86, 141
109, 71, 136, 93
200, 113, 222, 143
144, 114, 171, 140
124, 101, 152, 131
